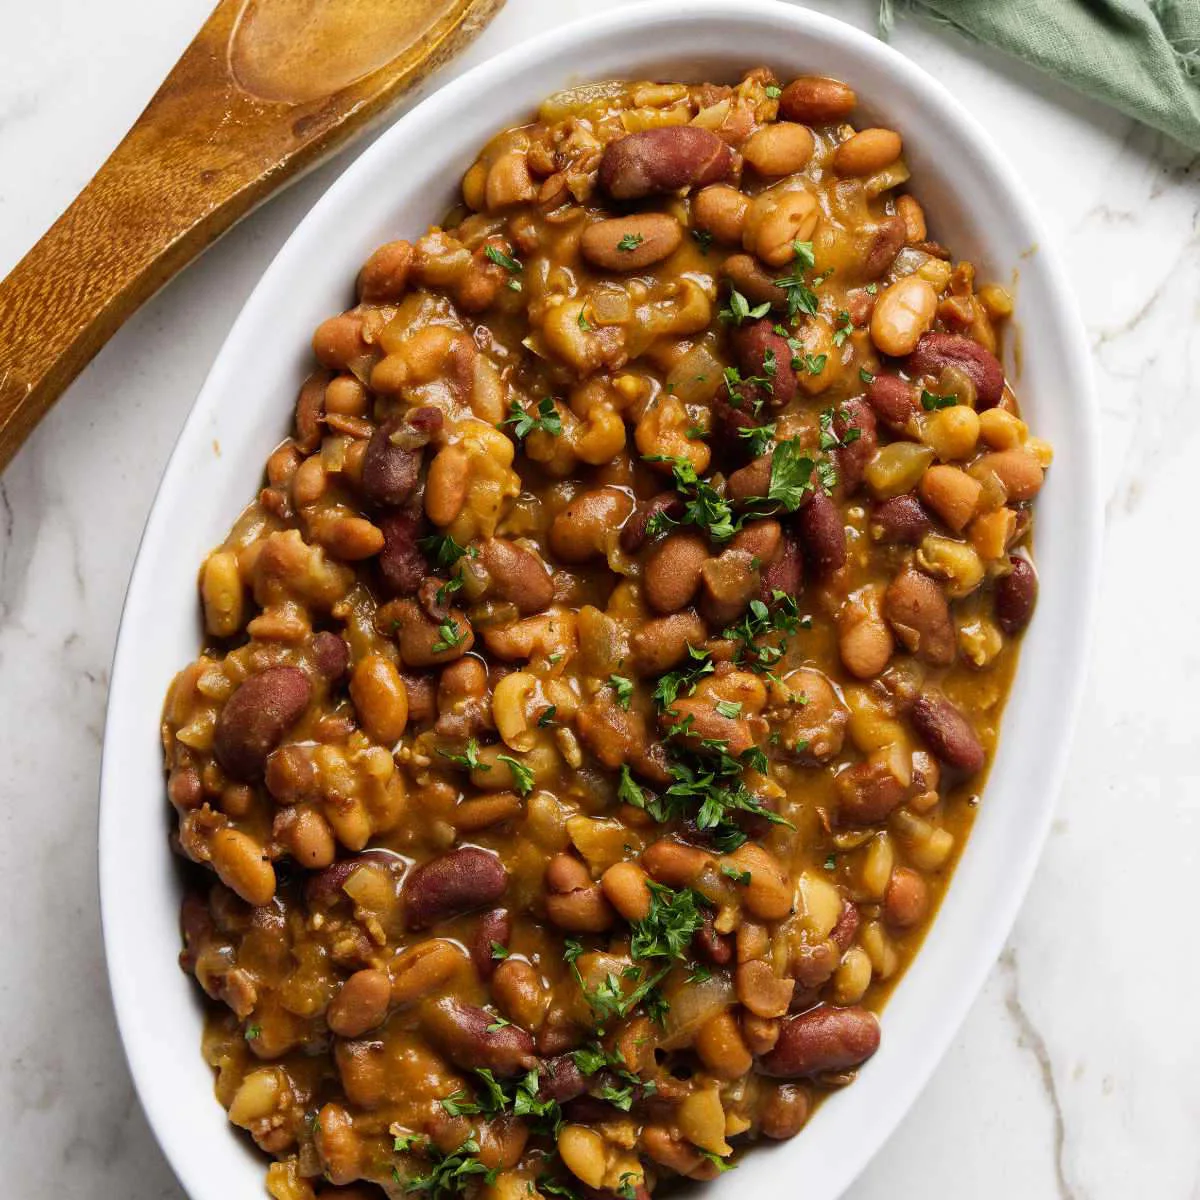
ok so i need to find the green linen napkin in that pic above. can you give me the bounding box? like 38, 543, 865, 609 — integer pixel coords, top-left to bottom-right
879, 0, 1200, 151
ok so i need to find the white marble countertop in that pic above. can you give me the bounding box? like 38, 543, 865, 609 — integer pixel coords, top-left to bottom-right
2, 1, 1198, 1196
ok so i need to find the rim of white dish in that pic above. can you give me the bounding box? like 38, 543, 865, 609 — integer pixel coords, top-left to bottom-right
99, 3, 1101, 1199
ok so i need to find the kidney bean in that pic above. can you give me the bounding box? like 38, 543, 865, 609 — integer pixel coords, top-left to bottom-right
721, 254, 788, 309
758, 1005, 881, 1077
477, 538, 554, 614
884, 567, 956, 666
539, 1054, 587, 1104
422, 997, 536, 1077
470, 908, 511, 979
361, 415, 431, 508
994, 555, 1038, 634
693, 911, 734, 966
377, 507, 427, 598
327, 968, 391, 1038
779, 75, 857, 124
905, 332, 1005, 409
619, 492, 684, 554
909, 693, 985, 773
581, 213, 682, 271
870, 495, 932, 544
733, 318, 798, 409
213, 666, 312, 781
404, 846, 508, 929
866, 373, 920, 432
713, 376, 770, 443
796, 491, 846, 579
834, 397, 877, 494
311, 631, 350, 683
304, 850, 398, 908
599, 127, 733, 200
835, 759, 907, 824
830, 899, 860, 952
759, 532, 804, 602
860, 215, 907, 281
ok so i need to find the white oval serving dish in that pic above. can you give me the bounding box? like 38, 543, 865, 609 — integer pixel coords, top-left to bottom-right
99, 3, 1100, 1197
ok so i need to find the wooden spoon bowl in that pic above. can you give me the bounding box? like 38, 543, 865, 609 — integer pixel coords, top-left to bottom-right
0, 0, 503, 471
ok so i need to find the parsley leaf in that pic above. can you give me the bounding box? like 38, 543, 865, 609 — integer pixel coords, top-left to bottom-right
765, 84, 782, 99
430, 620, 467, 654
691, 228, 714, 254
437, 737, 488, 771
419, 533, 474, 569
484, 245, 523, 274
630, 882, 706, 960
403, 1137, 497, 1199
537, 705, 558, 728
721, 864, 752, 885
921, 389, 958, 411
497, 754, 534, 795
739, 422, 776, 458
244, 1024, 261, 1041
859, 365, 876, 384
652, 643, 715, 710
609, 675, 634, 709
766, 438, 817, 511
490, 941, 510, 960
720, 287, 772, 326
646, 454, 737, 543
504, 395, 563, 441
617, 233, 644, 252
832, 309, 854, 347
773, 241, 821, 321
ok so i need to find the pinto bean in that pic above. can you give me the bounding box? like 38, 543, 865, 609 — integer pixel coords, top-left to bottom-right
779, 75, 857, 124
834, 397, 877, 494
478, 538, 554, 614
644, 532, 709, 613
666, 696, 755, 758
209, 828, 276, 906
870, 495, 933, 545
349, 654, 409, 744
692, 185, 750, 245
377, 507, 427, 598
388, 598, 474, 667
313, 312, 370, 371
581, 213, 682, 271
834, 128, 902, 177
884, 567, 956, 666
884, 867, 929, 929
744, 122, 815, 177
357, 240, 413, 302
404, 846, 508, 929
974, 449, 1045, 502
422, 997, 536, 1077
860, 215, 908, 282
994, 555, 1038, 634
758, 1082, 811, 1140
909, 693, 985, 773
549, 487, 633, 563
905, 332, 1005, 409
599, 127, 734, 200
214, 666, 312, 781
835, 759, 906, 824
797, 491, 846, 579
866, 374, 920, 433
721, 253, 788, 309
327, 969, 391, 1038
631, 610, 707, 676
727, 454, 771, 502
758, 1006, 880, 1077
733, 318, 798, 408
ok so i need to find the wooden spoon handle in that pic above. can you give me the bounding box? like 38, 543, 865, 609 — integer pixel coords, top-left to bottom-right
0, 0, 502, 472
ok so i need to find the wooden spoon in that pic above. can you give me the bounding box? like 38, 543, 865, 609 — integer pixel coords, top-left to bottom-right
0, 0, 503, 471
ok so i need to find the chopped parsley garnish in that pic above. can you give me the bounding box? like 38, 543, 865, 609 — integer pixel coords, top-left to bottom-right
497, 754, 534, 795
739, 422, 776, 458
859, 365, 877, 384
802, 352, 828, 376
490, 941, 510, 960
698, 1150, 736, 1173
715, 699, 743, 718
819, 406, 862, 451
720, 286, 772, 326
832, 309, 855, 347
921, 389, 958, 411
609, 675, 635, 709
564, 939, 670, 1027
437, 738, 488, 772
724, 592, 801, 672
538, 1176, 581, 1200
721, 864, 752, 885
691, 228, 714, 253
430, 621, 467, 654
774, 241, 820, 321
617, 233, 644, 252
244, 1024, 261, 1041
578, 307, 592, 331
537, 705, 558, 728
485, 1017, 512, 1032
824, 854, 837, 871
484, 244, 523, 274
504, 396, 562, 440
765, 437, 817, 511
435, 575, 464, 606
652, 643, 716, 709
419, 533, 474, 568
401, 1137, 496, 1199
765, 84, 782, 98
646, 454, 737, 542
630, 882, 706, 960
